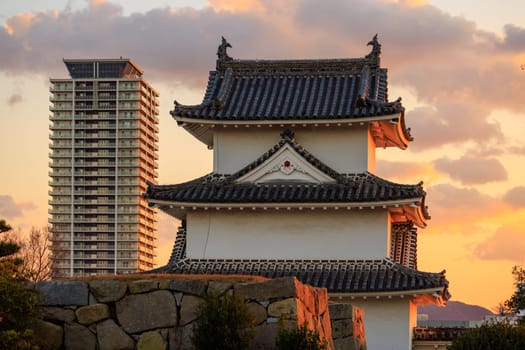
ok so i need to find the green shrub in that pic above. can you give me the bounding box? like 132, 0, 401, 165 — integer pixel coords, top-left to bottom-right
448, 322, 525, 350
191, 292, 254, 350
276, 322, 327, 350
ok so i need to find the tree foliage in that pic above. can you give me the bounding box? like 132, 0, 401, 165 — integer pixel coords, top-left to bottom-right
276, 323, 327, 350
16, 227, 52, 282
0, 220, 40, 349
191, 292, 254, 350
505, 265, 525, 315
449, 322, 525, 350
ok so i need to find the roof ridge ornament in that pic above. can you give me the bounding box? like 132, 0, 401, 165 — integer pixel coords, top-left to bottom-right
217, 36, 233, 65
280, 128, 295, 141
365, 34, 381, 63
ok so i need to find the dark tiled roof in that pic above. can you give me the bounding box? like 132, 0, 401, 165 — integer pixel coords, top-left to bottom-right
146, 173, 424, 204
171, 36, 405, 121
155, 257, 449, 295
145, 129, 427, 206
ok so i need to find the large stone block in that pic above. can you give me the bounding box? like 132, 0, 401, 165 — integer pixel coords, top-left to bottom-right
247, 302, 268, 325
169, 325, 194, 350
137, 330, 167, 350
251, 323, 279, 350
129, 279, 159, 294
76, 303, 110, 325
37, 281, 89, 306
41, 306, 76, 323
328, 303, 356, 320
207, 281, 232, 296
331, 318, 353, 338
97, 319, 135, 350
169, 280, 207, 296
33, 319, 63, 350
89, 280, 127, 302
235, 277, 298, 302
179, 295, 204, 326
116, 290, 177, 333
64, 323, 96, 350
267, 298, 298, 318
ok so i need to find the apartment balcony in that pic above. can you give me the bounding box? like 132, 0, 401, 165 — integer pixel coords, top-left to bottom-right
118, 83, 139, 91
49, 132, 72, 140
74, 262, 115, 269
75, 141, 116, 148
73, 217, 115, 224
74, 253, 115, 260
76, 150, 117, 158
49, 215, 72, 223
49, 151, 73, 159
50, 233, 71, 242
118, 93, 140, 100
74, 233, 112, 241
52, 262, 72, 269
49, 160, 72, 168
98, 93, 116, 100
75, 167, 115, 177
50, 105, 73, 111
74, 179, 116, 186
117, 253, 139, 260
50, 114, 73, 121
49, 141, 72, 149
50, 85, 73, 92
75, 123, 116, 130
50, 242, 71, 250
73, 198, 116, 205
50, 95, 73, 102
75, 113, 116, 120
73, 244, 114, 251
75, 132, 116, 139
74, 104, 95, 110
75, 83, 93, 91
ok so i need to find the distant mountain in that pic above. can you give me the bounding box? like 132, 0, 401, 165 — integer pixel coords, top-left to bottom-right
418, 301, 494, 321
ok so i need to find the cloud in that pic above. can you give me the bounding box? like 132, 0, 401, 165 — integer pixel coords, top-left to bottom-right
407, 104, 503, 151
155, 211, 180, 266
375, 159, 435, 183
426, 184, 503, 227
7, 93, 23, 106
500, 24, 525, 52
434, 155, 507, 185
474, 225, 525, 261
0, 195, 35, 219
0, 0, 523, 152
503, 186, 525, 208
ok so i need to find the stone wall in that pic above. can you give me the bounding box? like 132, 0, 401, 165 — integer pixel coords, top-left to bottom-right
32, 275, 357, 350
329, 303, 366, 350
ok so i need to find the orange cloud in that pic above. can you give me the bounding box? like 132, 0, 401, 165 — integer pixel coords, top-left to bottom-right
4, 12, 37, 37
207, 0, 266, 13
474, 224, 525, 262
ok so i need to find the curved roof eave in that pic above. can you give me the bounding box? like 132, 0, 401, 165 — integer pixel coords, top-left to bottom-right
175, 112, 409, 149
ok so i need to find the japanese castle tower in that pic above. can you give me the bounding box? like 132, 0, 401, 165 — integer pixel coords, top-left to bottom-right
146, 36, 449, 350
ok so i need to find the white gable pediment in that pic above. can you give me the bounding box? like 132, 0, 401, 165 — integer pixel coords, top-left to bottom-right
235, 144, 337, 184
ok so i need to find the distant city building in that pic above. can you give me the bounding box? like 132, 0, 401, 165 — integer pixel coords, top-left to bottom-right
49, 58, 159, 277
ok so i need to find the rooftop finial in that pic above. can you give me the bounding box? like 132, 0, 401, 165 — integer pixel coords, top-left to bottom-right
365, 34, 381, 61
217, 36, 233, 63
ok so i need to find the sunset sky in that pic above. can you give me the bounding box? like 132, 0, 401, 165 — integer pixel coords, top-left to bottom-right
1, 0, 524, 310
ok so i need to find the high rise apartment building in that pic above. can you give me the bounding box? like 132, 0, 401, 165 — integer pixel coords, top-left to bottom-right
49, 59, 159, 277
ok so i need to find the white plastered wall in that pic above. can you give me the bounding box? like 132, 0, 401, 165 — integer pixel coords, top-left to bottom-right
350, 298, 417, 350
186, 209, 391, 259
212, 126, 377, 174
